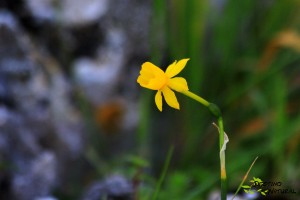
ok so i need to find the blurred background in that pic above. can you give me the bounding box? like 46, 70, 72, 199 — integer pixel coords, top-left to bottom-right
0, 0, 300, 199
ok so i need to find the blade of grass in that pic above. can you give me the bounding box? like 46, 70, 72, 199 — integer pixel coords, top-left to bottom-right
151, 145, 174, 200
269, 73, 287, 178
232, 156, 258, 200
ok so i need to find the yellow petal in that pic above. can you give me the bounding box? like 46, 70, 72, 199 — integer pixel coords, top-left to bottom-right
142, 62, 165, 77
168, 77, 189, 92
140, 68, 154, 79
162, 86, 179, 110
165, 58, 189, 78
137, 76, 149, 85
137, 62, 167, 90
155, 90, 163, 111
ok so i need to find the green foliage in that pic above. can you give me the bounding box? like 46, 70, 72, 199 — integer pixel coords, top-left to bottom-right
157, 172, 192, 200
242, 177, 268, 197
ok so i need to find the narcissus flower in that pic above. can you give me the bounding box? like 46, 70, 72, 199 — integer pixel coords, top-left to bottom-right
137, 58, 228, 199
137, 58, 190, 111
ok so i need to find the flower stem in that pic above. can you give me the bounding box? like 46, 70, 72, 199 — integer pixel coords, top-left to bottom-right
181, 90, 210, 107
218, 117, 227, 200
181, 90, 227, 200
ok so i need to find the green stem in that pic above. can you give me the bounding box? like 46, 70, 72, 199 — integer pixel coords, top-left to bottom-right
181, 90, 210, 107
181, 90, 227, 200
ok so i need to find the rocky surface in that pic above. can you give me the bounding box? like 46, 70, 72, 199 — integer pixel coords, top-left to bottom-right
81, 175, 133, 200
0, 0, 150, 199
0, 10, 84, 200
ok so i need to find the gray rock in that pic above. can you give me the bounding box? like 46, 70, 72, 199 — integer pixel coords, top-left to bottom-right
61, 0, 108, 26
74, 28, 126, 105
105, 0, 151, 55
26, 0, 108, 26
0, 10, 84, 200
26, 0, 57, 21
81, 175, 133, 200
12, 152, 57, 200
34, 197, 58, 200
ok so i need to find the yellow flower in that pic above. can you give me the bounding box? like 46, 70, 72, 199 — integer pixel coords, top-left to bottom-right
137, 58, 190, 111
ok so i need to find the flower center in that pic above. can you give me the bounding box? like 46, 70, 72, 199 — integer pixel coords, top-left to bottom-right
155, 73, 169, 90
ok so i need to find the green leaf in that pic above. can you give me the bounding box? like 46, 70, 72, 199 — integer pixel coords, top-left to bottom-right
253, 177, 262, 183
261, 192, 266, 196
258, 179, 262, 183
242, 185, 251, 189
